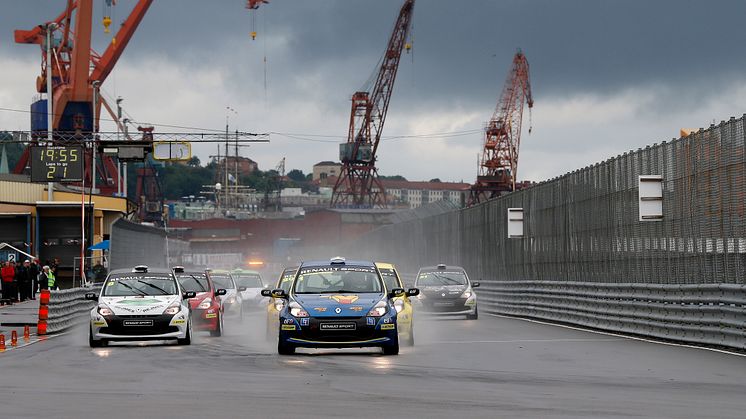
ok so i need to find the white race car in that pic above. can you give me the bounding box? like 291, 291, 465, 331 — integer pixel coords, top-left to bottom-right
86, 265, 196, 347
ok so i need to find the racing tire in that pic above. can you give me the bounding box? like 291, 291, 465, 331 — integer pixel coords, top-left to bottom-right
467, 307, 478, 320
177, 321, 192, 345
89, 327, 106, 348
210, 315, 223, 337
278, 339, 295, 355
382, 341, 400, 356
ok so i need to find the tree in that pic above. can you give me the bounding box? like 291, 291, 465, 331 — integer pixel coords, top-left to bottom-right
429, 178, 441, 183
186, 156, 201, 167
380, 175, 407, 181
287, 169, 306, 182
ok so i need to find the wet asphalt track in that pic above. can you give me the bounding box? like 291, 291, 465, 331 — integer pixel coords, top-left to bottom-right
1, 311, 745, 419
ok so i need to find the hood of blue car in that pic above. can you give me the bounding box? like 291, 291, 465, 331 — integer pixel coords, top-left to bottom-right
294, 293, 383, 317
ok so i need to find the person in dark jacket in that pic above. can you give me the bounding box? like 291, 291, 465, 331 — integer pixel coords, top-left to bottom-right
15, 260, 30, 302
29, 259, 40, 300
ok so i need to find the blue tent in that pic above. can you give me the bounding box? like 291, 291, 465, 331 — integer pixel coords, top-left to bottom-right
88, 240, 110, 251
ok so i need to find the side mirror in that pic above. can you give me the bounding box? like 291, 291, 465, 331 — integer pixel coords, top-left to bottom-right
84, 292, 98, 301
260, 289, 273, 297
183, 291, 197, 300
405, 288, 420, 297
388, 287, 405, 298
215, 289, 227, 296
271, 289, 288, 299
471, 282, 481, 288
238, 286, 248, 292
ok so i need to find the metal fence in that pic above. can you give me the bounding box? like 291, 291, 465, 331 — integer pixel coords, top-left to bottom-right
349, 115, 746, 350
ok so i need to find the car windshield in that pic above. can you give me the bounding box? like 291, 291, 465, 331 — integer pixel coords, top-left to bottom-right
378, 268, 401, 291
294, 266, 383, 294
102, 273, 177, 296
276, 268, 297, 292
417, 271, 468, 286
211, 274, 235, 290
176, 273, 210, 293
234, 273, 263, 288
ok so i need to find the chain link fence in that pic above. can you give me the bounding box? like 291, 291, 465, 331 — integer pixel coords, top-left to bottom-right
349, 116, 746, 350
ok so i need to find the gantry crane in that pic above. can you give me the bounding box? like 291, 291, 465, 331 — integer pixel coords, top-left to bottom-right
469, 50, 534, 204
12, 0, 155, 196
330, 0, 415, 208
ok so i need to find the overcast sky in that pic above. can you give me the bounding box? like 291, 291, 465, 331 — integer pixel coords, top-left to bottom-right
2, 0, 746, 183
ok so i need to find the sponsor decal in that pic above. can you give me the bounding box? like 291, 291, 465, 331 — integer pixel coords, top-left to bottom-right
334, 307, 342, 314
383, 318, 392, 324
283, 318, 295, 325
366, 317, 376, 326
320, 322, 356, 331
326, 295, 359, 304
205, 313, 217, 319
93, 321, 106, 326
124, 319, 154, 326
465, 300, 476, 306
172, 319, 186, 325
349, 306, 364, 312
107, 281, 115, 286
281, 324, 296, 331
116, 298, 162, 306
300, 318, 310, 326
313, 307, 327, 312
380, 324, 396, 330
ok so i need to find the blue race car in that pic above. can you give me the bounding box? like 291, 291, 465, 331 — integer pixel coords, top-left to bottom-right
265, 257, 418, 355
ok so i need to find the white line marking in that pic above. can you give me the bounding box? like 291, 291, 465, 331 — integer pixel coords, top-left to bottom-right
429, 338, 624, 344
486, 312, 746, 358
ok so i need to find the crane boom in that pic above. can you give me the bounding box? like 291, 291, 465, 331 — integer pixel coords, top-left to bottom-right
331, 0, 415, 208
469, 50, 533, 205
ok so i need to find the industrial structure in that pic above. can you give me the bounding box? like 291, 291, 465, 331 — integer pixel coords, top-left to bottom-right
330, 0, 415, 208
469, 50, 534, 204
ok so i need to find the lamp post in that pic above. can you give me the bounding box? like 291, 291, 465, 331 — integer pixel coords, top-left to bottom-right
46, 22, 57, 201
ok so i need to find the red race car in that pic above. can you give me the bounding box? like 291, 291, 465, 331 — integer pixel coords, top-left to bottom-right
173, 267, 227, 337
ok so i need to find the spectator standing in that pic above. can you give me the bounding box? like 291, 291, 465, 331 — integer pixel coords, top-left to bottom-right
2, 261, 16, 301
16, 260, 30, 302
29, 259, 40, 299
38, 265, 49, 291
41, 265, 57, 291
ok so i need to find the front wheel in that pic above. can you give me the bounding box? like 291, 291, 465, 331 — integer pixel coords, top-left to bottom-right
467, 307, 478, 320
89, 327, 106, 348
177, 321, 192, 345
210, 315, 223, 337
278, 339, 295, 355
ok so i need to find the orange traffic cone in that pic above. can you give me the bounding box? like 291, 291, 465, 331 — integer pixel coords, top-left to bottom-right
0, 334, 5, 351
23, 325, 30, 340
10, 330, 17, 347
37, 320, 47, 336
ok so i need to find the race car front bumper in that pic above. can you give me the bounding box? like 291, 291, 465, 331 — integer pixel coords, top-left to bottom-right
90, 310, 189, 341
278, 314, 398, 349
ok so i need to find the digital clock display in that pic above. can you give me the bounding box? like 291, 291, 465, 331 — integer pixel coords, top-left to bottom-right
30, 146, 84, 183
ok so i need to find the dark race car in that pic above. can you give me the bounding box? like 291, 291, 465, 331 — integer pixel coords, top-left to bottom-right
413, 264, 480, 319
265, 257, 418, 355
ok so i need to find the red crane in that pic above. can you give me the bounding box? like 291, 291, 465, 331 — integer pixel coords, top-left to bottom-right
330, 0, 415, 208
13, 0, 154, 196
469, 50, 534, 204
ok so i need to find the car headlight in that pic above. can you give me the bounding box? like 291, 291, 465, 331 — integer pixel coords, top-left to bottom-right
274, 299, 286, 311
288, 301, 309, 318
97, 304, 113, 316
461, 290, 472, 299
198, 298, 212, 309
393, 299, 405, 313
367, 300, 388, 317
164, 302, 181, 315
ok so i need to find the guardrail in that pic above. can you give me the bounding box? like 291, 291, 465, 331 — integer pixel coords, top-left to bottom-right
37, 288, 95, 335
478, 281, 746, 352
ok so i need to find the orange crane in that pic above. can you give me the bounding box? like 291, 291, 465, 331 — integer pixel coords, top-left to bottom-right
330, 0, 415, 208
12, 0, 154, 195
469, 50, 534, 204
